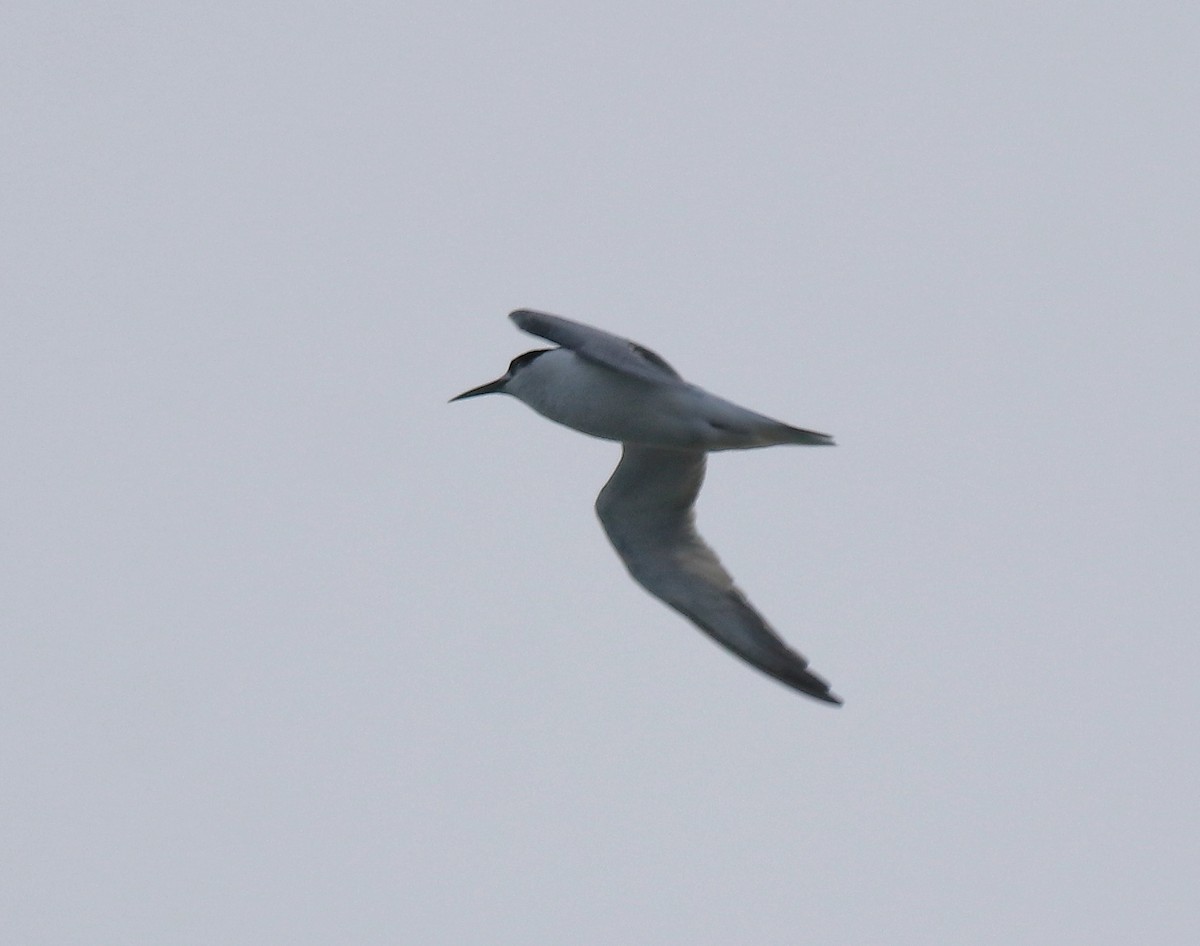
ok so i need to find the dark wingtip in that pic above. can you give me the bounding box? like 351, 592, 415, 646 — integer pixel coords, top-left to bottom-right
509, 309, 541, 327
781, 668, 843, 705
792, 670, 843, 705
783, 425, 836, 446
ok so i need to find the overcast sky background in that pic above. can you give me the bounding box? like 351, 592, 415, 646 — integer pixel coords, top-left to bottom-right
4, 2, 1198, 943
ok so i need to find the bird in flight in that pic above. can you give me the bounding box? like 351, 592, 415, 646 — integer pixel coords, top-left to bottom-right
452, 310, 841, 705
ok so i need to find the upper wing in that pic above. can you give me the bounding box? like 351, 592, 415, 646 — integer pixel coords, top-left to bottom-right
510, 310, 683, 385
594, 444, 841, 704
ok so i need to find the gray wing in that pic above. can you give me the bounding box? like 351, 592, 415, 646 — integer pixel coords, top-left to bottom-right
510, 309, 683, 385
594, 444, 841, 705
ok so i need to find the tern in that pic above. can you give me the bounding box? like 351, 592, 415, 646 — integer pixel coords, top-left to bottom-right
452, 310, 842, 705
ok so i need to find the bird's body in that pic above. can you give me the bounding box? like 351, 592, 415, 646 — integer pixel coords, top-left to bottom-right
452, 310, 842, 705
506, 348, 830, 451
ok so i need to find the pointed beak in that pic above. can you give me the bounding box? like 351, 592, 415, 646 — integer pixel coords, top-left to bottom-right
449, 375, 509, 402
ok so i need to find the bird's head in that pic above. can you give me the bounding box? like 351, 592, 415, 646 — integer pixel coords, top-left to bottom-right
450, 349, 552, 402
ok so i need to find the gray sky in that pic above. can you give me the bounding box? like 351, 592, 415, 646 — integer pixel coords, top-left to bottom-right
4, 2, 1198, 943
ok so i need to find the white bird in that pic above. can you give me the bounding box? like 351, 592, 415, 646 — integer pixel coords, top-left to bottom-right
452, 310, 842, 705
